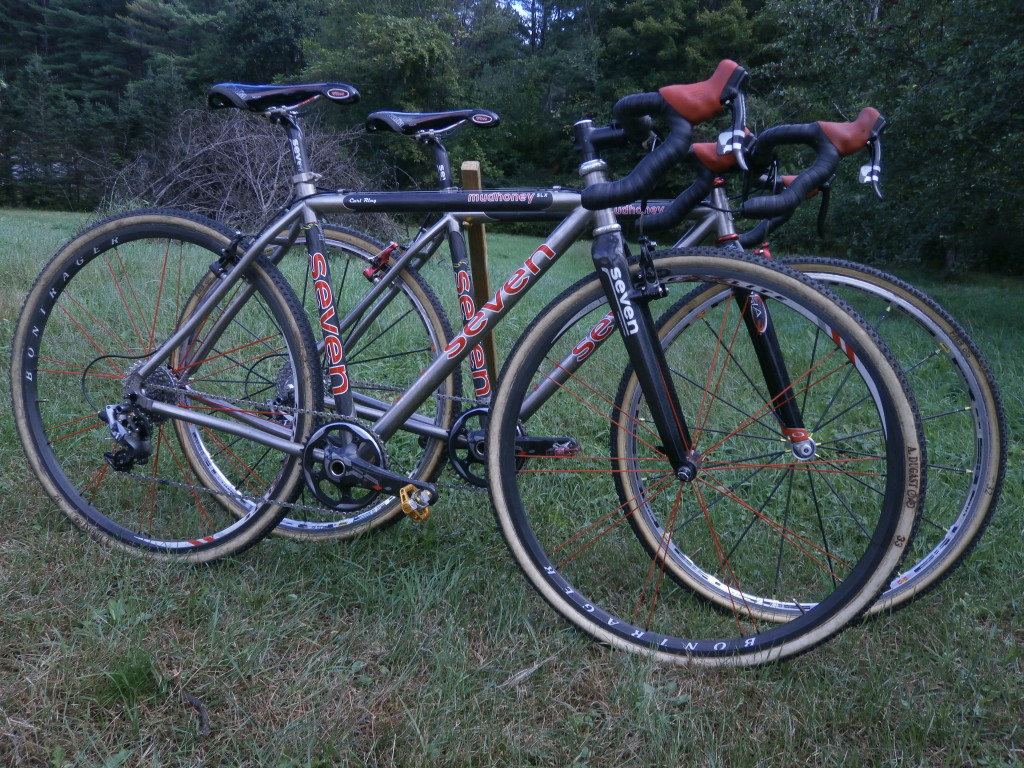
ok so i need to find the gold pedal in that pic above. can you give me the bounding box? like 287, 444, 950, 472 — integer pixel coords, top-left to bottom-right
400, 484, 431, 522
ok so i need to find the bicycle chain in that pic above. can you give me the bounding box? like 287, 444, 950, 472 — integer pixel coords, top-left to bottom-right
137, 380, 487, 509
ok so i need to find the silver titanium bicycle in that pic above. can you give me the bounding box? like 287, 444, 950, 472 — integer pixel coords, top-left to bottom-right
11, 62, 924, 665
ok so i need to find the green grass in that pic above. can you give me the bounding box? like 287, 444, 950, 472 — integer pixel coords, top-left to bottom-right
1, 209, 1021, 767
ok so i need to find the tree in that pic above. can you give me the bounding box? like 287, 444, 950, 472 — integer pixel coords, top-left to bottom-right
0, 55, 118, 208
1, 0, 137, 105
756, 0, 1024, 271
119, 0, 229, 90
595, 0, 757, 102
0, 0, 329, 208
304, 1, 461, 111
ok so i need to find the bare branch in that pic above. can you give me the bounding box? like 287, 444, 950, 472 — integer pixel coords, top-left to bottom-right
100, 110, 397, 238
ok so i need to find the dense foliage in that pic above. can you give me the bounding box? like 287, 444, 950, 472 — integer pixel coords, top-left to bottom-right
1, 0, 1020, 268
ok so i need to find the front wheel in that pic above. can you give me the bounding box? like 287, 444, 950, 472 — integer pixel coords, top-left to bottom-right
653, 257, 1007, 618
487, 249, 923, 666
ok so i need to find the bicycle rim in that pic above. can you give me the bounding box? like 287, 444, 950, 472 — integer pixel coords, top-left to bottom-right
783, 257, 1005, 613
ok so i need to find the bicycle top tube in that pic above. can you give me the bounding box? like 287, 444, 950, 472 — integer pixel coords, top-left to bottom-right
331, 188, 582, 215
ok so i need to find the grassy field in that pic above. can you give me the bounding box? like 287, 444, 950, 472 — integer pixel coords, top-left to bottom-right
0, 208, 1020, 767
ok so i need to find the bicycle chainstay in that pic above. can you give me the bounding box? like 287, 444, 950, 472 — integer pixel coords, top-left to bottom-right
122, 380, 487, 511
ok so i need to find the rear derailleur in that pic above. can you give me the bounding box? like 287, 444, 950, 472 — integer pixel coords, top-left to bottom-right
99, 403, 153, 471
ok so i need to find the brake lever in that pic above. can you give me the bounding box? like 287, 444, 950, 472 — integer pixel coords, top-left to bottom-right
722, 92, 748, 171
859, 133, 884, 200
816, 183, 832, 238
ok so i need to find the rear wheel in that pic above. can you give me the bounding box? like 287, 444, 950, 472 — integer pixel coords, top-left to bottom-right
11, 209, 320, 561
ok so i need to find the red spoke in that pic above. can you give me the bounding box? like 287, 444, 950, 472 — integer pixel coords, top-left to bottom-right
700, 346, 850, 460
634, 483, 685, 627
175, 336, 283, 380
83, 460, 111, 498
38, 358, 123, 380
163, 429, 219, 531
105, 255, 148, 352
692, 481, 761, 634
694, 294, 745, 444
550, 472, 677, 568
146, 238, 174, 351
46, 414, 108, 442
58, 299, 130, 376
539, 358, 665, 459
175, 243, 184, 330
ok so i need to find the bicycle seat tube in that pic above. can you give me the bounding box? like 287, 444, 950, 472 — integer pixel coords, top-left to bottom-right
279, 111, 356, 418
420, 132, 493, 401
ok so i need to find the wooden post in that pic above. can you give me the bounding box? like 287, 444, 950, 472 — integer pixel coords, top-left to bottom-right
460, 160, 499, 383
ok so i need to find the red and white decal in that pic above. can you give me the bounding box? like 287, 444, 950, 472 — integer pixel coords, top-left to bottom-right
571, 313, 617, 362
830, 328, 857, 364
470, 346, 491, 397
445, 244, 556, 359
310, 251, 349, 394
747, 293, 769, 334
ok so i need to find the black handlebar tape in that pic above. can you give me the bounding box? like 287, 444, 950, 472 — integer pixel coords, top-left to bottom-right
739, 124, 842, 220
737, 212, 793, 248
745, 123, 821, 173
740, 143, 840, 219
610, 92, 662, 142
589, 124, 631, 151
638, 166, 716, 232
581, 105, 692, 210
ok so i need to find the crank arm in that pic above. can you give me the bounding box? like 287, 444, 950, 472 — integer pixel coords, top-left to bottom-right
322, 445, 438, 504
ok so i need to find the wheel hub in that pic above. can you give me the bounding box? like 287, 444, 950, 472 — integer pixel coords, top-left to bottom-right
123, 360, 179, 421
676, 449, 702, 483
